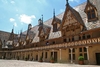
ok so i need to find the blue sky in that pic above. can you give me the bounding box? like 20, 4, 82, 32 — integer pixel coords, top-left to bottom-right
0, 0, 86, 34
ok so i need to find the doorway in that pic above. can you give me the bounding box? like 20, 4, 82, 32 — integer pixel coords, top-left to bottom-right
96, 53, 100, 65
36, 55, 38, 61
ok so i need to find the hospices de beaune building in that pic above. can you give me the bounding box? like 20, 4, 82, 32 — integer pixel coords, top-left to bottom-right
0, 0, 100, 65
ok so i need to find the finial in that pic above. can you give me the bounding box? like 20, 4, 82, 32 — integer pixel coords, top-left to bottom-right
42, 14, 43, 22
87, 0, 89, 2
66, 0, 69, 5
53, 9, 55, 18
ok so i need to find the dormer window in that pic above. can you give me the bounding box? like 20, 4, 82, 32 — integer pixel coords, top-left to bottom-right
87, 9, 97, 21
53, 24, 57, 32
84, 0, 98, 22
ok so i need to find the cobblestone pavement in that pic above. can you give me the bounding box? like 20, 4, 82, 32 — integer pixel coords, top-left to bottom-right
0, 60, 100, 67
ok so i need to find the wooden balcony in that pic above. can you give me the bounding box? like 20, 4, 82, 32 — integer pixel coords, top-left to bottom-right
12, 37, 100, 52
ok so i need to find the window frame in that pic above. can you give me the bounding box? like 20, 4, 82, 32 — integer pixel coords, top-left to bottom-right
87, 9, 98, 22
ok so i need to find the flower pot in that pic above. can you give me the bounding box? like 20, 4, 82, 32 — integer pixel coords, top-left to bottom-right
79, 60, 84, 65
50, 60, 54, 63
39, 60, 43, 62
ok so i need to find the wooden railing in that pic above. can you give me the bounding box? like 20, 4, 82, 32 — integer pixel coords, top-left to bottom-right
12, 37, 100, 52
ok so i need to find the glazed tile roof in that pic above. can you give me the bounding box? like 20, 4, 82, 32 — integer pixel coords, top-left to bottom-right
22, 1, 100, 43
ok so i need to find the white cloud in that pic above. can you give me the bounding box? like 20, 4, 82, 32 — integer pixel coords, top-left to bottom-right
19, 14, 36, 24
11, 1, 15, 4
14, 22, 17, 27
9, 18, 17, 27
69, 0, 80, 3
10, 18, 15, 22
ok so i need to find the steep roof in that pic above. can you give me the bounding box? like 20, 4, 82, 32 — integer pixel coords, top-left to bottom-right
24, 1, 100, 43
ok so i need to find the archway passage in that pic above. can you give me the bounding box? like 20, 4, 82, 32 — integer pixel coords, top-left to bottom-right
96, 53, 100, 65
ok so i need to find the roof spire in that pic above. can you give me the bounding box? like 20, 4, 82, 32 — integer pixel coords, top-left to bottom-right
11, 25, 14, 33
42, 14, 43, 22
87, 0, 89, 2
66, 0, 69, 5
53, 9, 55, 18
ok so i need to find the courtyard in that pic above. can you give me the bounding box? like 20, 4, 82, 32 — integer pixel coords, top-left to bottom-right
0, 60, 99, 67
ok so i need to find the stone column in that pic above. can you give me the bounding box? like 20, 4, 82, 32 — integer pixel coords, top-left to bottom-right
43, 51, 45, 61
86, 46, 89, 64
38, 51, 39, 61
59, 49, 61, 60
70, 48, 73, 63
51, 50, 54, 58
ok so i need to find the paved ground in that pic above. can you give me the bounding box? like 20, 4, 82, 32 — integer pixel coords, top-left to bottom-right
0, 60, 100, 67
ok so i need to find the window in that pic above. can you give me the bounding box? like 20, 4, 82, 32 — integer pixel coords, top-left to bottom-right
69, 48, 75, 60
69, 38, 70, 42
73, 48, 75, 52
53, 41, 55, 44
51, 52, 53, 57
73, 54, 75, 60
84, 53, 87, 60
87, 9, 96, 19
79, 48, 82, 52
69, 54, 71, 60
45, 52, 47, 58
87, 35, 91, 39
87, 9, 97, 21
80, 54, 83, 56
53, 24, 57, 32
79, 47, 87, 60
82, 35, 85, 39
63, 39, 66, 42
84, 47, 87, 52
69, 49, 71, 53
35, 44, 37, 47
79, 36, 81, 40
72, 37, 74, 41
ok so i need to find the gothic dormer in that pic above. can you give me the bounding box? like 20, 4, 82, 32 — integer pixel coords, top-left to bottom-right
38, 17, 51, 41
60, 0, 84, 36
52, 9, 61, 32
26, 23, 35, 42
84, 0, 98, 22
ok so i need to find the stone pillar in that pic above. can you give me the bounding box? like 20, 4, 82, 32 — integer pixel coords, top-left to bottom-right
59, 49, 61, 60
53, 50, 54, 58
86, 46, 89, 64
38, 51, 39, 61
70, 48, 73, 63
43, 51, 45, 61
